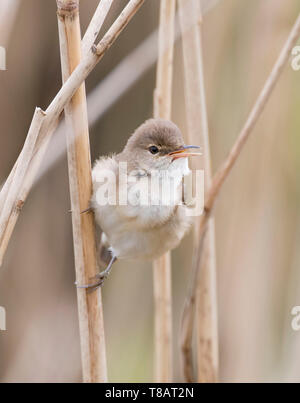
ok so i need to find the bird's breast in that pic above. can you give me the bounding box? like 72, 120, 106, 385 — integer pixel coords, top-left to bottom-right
91, 155, 193, 260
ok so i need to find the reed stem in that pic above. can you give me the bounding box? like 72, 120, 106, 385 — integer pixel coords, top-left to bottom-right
178, 0, 218, 382
153, 0, 176, 383
57, 0, 108, 383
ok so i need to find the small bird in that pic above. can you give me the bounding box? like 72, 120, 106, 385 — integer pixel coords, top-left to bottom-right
79, 119, 201, 290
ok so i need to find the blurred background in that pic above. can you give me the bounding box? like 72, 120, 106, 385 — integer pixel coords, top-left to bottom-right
0, 0, 300, 382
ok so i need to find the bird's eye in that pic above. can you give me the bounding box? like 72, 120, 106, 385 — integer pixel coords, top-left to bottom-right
149, 145, 159, 154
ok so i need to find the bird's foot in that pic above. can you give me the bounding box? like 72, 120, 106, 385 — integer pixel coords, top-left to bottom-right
75, 255, 117, 293
75, 272, 108, 293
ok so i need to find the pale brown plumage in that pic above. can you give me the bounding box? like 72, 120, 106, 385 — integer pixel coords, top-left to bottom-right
79, 119, 201, 289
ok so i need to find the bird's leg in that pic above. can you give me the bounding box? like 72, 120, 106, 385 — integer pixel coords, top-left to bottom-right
75, 255, 117, 292
97, 254, 117, 280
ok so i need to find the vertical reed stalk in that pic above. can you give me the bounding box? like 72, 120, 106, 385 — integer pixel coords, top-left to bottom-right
57, 0, 107, 383
178, 0, 218, 382
153, 0, 176, 383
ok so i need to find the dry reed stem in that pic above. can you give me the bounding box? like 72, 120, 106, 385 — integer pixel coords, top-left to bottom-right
181, 11, 300, 380
0, 109, 46, 265
153, 252, 172, 382
0, 162, 18, 214
81, 0, 113, 56
178, 0, 218, 382
57, 0, 107, 383
0, 0, 144, 267
153, 0, 176, 383
0, 125, 57, 266
0, 108, 45, 242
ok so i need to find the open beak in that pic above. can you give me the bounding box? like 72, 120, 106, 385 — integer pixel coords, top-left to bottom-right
168, 145, 202, 161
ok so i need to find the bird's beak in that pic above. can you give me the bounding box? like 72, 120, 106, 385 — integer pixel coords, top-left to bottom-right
168, 145, 202, 161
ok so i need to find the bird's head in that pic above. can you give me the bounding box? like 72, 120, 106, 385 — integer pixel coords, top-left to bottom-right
121, 119, 201, 173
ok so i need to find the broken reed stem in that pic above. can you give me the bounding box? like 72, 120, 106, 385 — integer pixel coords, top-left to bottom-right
0, 161, 18, 213
153, 0, 176, 383
181, 11, 300, 381
0, 124, 57, 266
0, 108, 46, 265
0, 0, 144, 267
57, 0, 108, 383
178, 0, 218, 382
0, 108, 45, 242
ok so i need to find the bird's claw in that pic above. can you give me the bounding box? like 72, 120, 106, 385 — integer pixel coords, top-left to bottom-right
75, 271, 110, 292
74, 255, 116, 293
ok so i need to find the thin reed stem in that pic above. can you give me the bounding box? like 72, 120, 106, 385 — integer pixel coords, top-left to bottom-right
0, 109, 46, 265
0, 108, 45, 242
178, 0, 218, 382
0, 124, 57, 266
81, 0, 113, 56
153, 0, 176, 383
